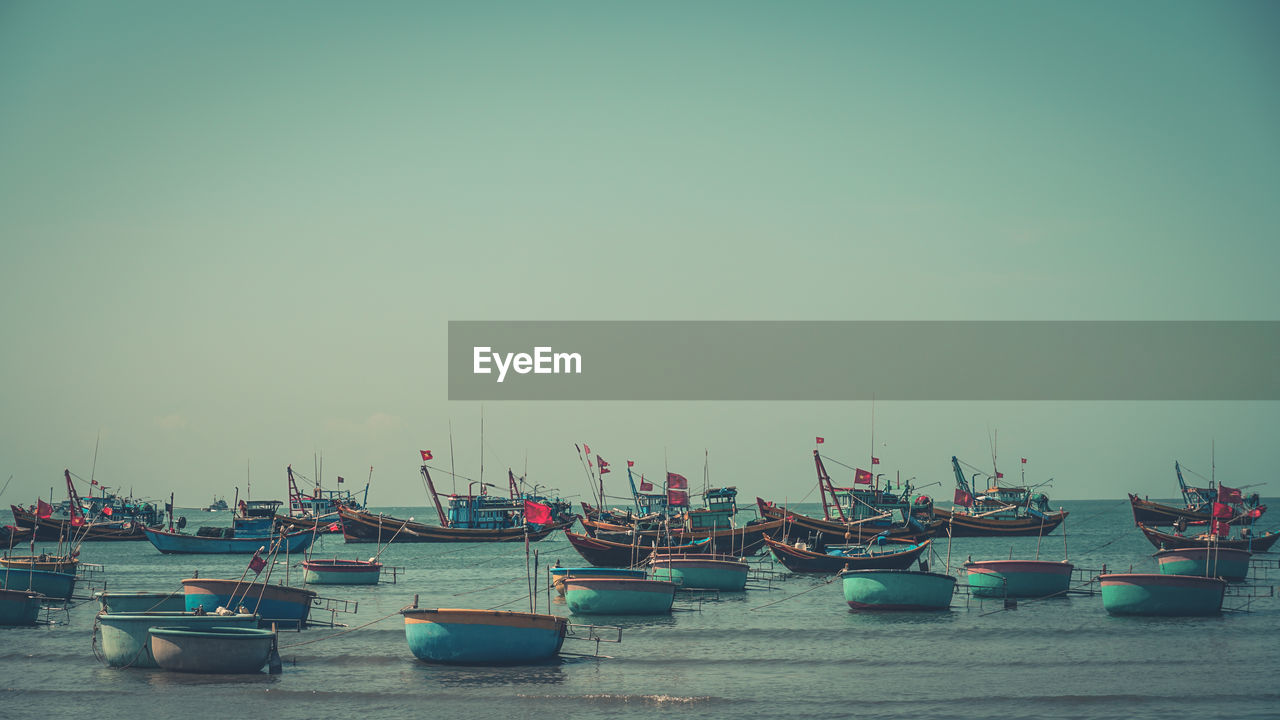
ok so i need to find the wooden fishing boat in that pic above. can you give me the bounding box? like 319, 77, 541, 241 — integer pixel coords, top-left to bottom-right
563, 577, 677, 615
182, 578, 318, 627
649, 553, 749, 591
0, 588, 44, 626
839, 568, 956, 611
564, 529, 710, 567
96, 611, 260, 668
762, 534, 931, 574
548, 566, 647, 596
95, 590, 186, 613
756, 499, 940, 545
1154, 547, 1251, 582
9, 470, 161, 541
0, 553, 78, 574
149, 626, 276, 674
1137, 523, 1280, 552
301, 558, 382, 585
580, 517, 786, 557
1128, 462, 1265, 527
0, 525, 33, 546
0, 567, 77, 601
337, 505, 571, 543
401, 605, 568, 664
963, 560, 1074, 598
1099, 573, 1226, 616
939, 456, 1068, 537
143, 522, 316, 555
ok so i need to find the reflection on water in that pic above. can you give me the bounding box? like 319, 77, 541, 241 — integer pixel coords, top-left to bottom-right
409, 658, 567, 687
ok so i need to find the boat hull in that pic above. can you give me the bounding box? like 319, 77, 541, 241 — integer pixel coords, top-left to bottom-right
0, 588, 43, 626
301, 559, 382, 585
762, 535, 930, 574
649, 555, 749, 591
564, 529, 710, 567
181, 578, 317, 627
580, 518, 788, 556
1128, 493, 1262, 527
96, 591, 186, 613
143, 527, 316, 554
0, 556, 78, 574
0, 568, 76, 601
149, 626, 275, 673
8, 505, 150, 541
549, 567, 647, 596
1154, 547, 1251, 582
756, 500, 939, 544
839, 569, 956, 611
933, 507, 1068, 537
564, 577, 676, 615
401, 608, 567, 664
97, 611, 259, 668
338, 506, 570, 543
1100, 573, 1226, 616
1136, 523, 1280, 552
964, 560, 1074, 598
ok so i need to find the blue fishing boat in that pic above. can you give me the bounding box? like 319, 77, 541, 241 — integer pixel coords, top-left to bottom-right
1154, 547, 1250, 582
143, 517, 316, 555
95, 591, 186, 614
182, 578, 317, 627
964, 560, 1074, 598
401, 605, 567, 664
1100, 573, 1226, 616
839, 569, 956, 611
0, 567, 77, 601
0, 588, 44, 626
149, 626, 276, 674
563, 577, 676, 615
649, 554, 749, 591
97, 611, 260, 668
301, 558, 382, 585
549, 566, 647, 596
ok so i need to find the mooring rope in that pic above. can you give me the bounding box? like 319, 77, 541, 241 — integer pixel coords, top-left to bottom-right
748, 576, 836, 612
277, 609, 402, 649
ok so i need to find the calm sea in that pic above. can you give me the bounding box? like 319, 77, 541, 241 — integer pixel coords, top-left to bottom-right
3, 499, 1279, 720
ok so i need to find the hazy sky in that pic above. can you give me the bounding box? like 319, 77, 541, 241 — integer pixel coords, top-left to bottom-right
1, 2, 1276, 508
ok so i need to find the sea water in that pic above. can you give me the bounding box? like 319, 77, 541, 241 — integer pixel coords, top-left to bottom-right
3, 500, 1278, 720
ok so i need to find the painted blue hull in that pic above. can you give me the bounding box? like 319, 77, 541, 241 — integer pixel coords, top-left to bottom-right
964, 560, 1074, 598
97, 611, 260, 668
0, 588, 43, 626
150, 626, 275, 674
1154, 547, 1250, 582
96, 591, 187, 614
182, 578, 317, 627
402, 608, 567, 664
1100, 573, 1226, 616
0, 568, 77, 601
144, 527, 316, 554
840, 569, 956, 611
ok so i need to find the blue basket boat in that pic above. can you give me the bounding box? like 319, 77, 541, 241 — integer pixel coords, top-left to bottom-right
96, 591, 187, 614
549, 567, 647, 596
97, 611, 260, 668
301, 558, 382, 585
0, 567, 77, 601
964, 560, 1074, 598
563, 577, 676, 615
149, 626, 276, 674
1100, 573, 1227, 616
649, 554, 749, 591
400, 606, 567, 664
1154, 547, 1250, 582
839, 569, 956, 611
182, 577, 317, 627
0, 588, 44, 626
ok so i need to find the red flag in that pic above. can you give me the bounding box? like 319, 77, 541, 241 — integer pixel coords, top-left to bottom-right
420, 450, 433, 461
583, 444, 591, 456
90, 478, 98, 486
854, 469, 873, 485
70, 516, 85, 527
248, 550, 267, 575
639, 474, 653, 491
524, 500, 553, 525
954, 488, 974, 507
597, 456, 611, 475
1212, 502, 1234, 519
995, 472, 1004, 479
1211, 519, 1231, 537
102, 507, 113, 517
1248, 507, 1264, 519
667, 488, 689, 506
337, 476, 344, 484
327, 522, 342, 532
1218, 485, 1242, 504
816, 437, 824, 444
666, 473, 688, 489
627, 460, 634, 467
1021, 458, 1027, 464
36, 499, 53, 519
871, 457, 880, 465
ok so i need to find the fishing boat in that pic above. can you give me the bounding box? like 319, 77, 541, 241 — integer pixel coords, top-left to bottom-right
564, 529, 710, 567
563, 577, 677, 615
301, 558, 382, 585
649, 553, 749, 591
762, 534, 931, 574
273, 464, 370, 533
182, 578, 318, 627
143, 517, 317, 555
1153, 547, 1251, 582
1128, 462, 1265, 527
963, 560, 1074, 598
936, 456, 1067, 536
0, 588, 44, 626
9, 470, 161, 541
0, 566, 77, 601
401, 604, 568, 664
581, 516, 787, 557
1099, 573, 1226, 616
239, 499, 284, 519
1, 553, 78, 574
149, 626, 276, 674
1, 525, 32, 546
1136, 523, 1280, 553
756, 499, 939, 545
95, 590, 186, 613
548, 566, 647, 596
96, 611, 260, 668
839, 569, 956, 611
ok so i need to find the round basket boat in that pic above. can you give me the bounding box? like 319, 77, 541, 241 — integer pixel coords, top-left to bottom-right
149, 626, 275, 674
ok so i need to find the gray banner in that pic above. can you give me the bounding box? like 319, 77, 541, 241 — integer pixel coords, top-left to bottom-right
447, 321, 1280, 401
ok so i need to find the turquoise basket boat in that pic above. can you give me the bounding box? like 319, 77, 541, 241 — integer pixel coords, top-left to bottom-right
182, 578, 318, 627
0, 567, 77, 601
964, 560, 1074, 598
401, 606, 567, 664
96, 591, 186, 614
564, 577, 676, 615
0, 588, 44, 626
549, 567, 647, 596
839, 569, 956, 611
649, 554, 749, 591
97, 611, 260, 668
1100, 573, 1227, 616
301, 558, 382, 585
1154, 547, 1250, 582
149, 626, 276, 674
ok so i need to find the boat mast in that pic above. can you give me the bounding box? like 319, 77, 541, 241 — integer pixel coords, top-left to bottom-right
422, 463, 449, 527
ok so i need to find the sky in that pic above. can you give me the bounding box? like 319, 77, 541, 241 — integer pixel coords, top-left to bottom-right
1, 1, 1277, 509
